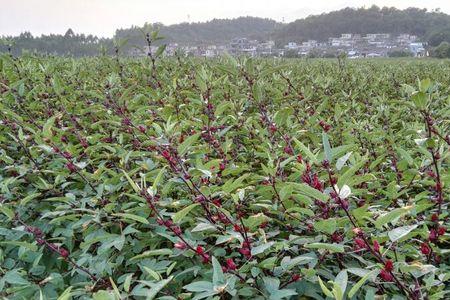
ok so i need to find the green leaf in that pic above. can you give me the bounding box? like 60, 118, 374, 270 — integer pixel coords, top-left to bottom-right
388, 225, 418, 242
318, 277, 334, 298
184, 281, 214, 292
147, 276, 173, 299
322, 132, 332, 162
130, 249, 173, 261
0, 204, 14, 220
0, 241, 38, 251
4, 270, 30, 285
93, 290, 116, 300
42, 115, 57, 138
305, 243, 344, 253
124, 274, 132, 292
177, 133, 200, 156
20, 193, 42, 205
112, 213, 149, 224
212, 256, 225, 285
122, 170, 141, 193
143, 266, 162, 281
337, 156, 368, 188
336, 152, 352, 170
348, 270, 376, 298
293, 138, 318, 163
57, 287, 73, 300
292, 183, 329, 202
251, 242, 274, 256
192, 222, 217, 232
374, 205, 414, 229
334, 270, 348, 296
313, 218, 337, 235
172, 203, 199, 223
411, 91, 427, 109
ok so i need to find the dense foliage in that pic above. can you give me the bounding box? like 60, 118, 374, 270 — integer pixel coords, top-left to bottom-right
0, 50, 449, 300
273, 6, 450, 45
115, 17, 280, 48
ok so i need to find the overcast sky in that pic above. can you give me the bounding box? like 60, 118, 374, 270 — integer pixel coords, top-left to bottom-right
1, 0, 449, 37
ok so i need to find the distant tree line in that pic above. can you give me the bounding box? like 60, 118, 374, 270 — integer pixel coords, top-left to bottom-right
2, 7, 450, 58
0, 29, 113, 57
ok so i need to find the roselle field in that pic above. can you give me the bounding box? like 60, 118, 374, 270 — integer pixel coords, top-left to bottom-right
0, 52, 449, 300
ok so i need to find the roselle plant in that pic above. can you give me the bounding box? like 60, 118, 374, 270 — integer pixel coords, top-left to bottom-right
0, 47, 448, 300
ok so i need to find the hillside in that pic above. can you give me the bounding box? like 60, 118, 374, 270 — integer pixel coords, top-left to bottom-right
114, 17, 281, 46
272, 6, 450, 45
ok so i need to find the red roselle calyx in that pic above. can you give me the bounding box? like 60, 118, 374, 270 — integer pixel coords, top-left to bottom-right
373, 240, 380, 252
66, 162, 77, 173
420, 242, 431, 255
174, 242, 187, 250
379, 269, 393, 282
226, 258, 237, 270
384, 260, 394, 272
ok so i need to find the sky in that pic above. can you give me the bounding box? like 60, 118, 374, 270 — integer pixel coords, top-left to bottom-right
1, 0, 449, 37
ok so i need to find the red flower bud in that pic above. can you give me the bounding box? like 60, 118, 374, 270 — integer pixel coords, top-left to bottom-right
373, 240, 380, 252
437, 226, 446, 236
62, 151, 72, 159
161, 150, 171, 160
420, 242, 431, 255
172, 226, 182, 235
379, 269, 393, 282
292, 274, 301, 282
174, 242, 187, 250
138, 125, 146, 133
196, 245, 204, 255
58, 247, 69, 258
195, 195, 206, 203
226, 258, 237, 270
269, 123, 277, 133
239, 248, 251, 257
66, 162, 77, 173
429, 229, 437, 241
354, 237, 366, 249
201, 253, 210, 263
384, 260, 394, 272
431, 213, 439, 222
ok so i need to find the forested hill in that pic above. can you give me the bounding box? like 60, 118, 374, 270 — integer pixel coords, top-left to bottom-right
114, 17, 281, 46
272, 6, 450, 45
114, 6, 450, 47
2, 6, 450, 56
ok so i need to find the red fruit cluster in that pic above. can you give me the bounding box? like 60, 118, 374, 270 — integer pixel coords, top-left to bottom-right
66, 162, 77, 173
379, 269, 393, 282
319, 120, 331, 132
225, 258, 237, 271
354, 237, 366, 250
420, 242, 431, 255
196, 246, 210, 263
239, 240, 252, 258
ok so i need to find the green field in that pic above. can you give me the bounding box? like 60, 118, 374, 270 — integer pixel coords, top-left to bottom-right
0, 54, 449, 299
